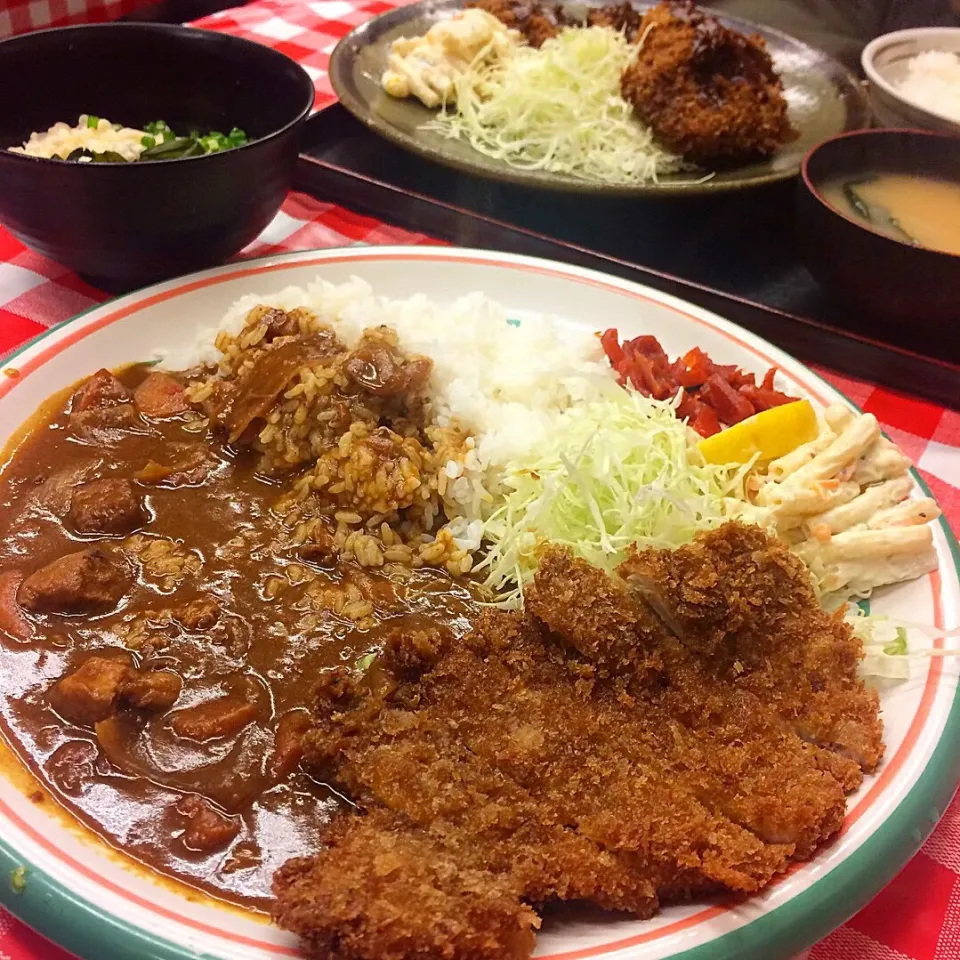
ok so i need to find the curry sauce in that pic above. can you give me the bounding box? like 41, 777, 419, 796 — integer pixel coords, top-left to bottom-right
0, 363, 479, 908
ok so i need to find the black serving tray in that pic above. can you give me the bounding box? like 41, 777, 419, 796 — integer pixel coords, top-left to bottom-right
295, 105, 959, 407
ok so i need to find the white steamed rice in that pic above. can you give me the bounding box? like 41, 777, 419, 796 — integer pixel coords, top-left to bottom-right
895, 50, 960, 124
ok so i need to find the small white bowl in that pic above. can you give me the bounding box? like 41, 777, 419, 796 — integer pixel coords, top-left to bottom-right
861, 27, 960, 134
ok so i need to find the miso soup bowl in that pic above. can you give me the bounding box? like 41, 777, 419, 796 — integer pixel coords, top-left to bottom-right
796, 128, 960, 343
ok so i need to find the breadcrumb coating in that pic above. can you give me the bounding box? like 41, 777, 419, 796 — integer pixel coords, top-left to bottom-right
273, 522, 881, 959
620, 1, 796, 165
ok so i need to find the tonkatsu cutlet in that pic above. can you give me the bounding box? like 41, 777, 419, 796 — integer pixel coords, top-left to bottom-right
274, 808, 540, 960
273, 522, 882, 960
274, 630, 658, 960
305, 643, 659, 914
526, 546, 852, 855
620, 1, 795, 165
412, 610, 794, 891
620, 522, 884, 771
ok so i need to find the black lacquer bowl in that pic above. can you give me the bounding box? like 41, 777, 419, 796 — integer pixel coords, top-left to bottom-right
0, 23, 315, 291
797, 129, 960, 340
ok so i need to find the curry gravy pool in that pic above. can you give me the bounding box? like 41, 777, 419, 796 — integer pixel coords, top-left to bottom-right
0, 363, 480, 907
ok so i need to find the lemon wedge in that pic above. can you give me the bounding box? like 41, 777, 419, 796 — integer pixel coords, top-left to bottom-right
698, 400, 818, 465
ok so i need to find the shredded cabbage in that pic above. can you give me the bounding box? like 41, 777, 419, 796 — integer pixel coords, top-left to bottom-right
476, 390, 759, 604
423, 26, 685, 184
846, 607, 911, 681
844, 604, 960, 682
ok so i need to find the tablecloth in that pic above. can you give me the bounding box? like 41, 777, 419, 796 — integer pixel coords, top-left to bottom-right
0, 0, 160, 37
1, 0, 959, 958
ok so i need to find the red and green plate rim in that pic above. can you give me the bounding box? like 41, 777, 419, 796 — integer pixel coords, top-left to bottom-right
0, 246, 958, 960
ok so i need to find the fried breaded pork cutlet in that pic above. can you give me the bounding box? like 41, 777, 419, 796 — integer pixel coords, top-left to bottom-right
526, 544, 857, 853
619, 522, 884, 771
468, 0, 643, 47
468, 0, 569, 48
273, 522, 882, 960
274, 808, 540, 960
620, 1, 796, 165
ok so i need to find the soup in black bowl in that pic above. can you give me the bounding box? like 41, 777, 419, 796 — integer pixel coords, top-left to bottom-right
0, 23, 315, 291
796, 129, 960, 350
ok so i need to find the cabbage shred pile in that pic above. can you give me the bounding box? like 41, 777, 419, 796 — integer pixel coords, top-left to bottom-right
424, 26, 685, 184
476, 390, 757, 604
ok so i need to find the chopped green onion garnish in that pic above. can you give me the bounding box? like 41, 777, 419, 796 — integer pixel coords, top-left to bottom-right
70, 118, 250, 163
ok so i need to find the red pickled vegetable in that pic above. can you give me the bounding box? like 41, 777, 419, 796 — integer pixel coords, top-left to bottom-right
598, 329, 798, 434
699, 374, 756, 424
740, 385, 795, 412
628, 352, 661, 398
676, 347, 712, 387
628, 336, 670, 365
675, 391, 701, 422
689, 404, 721, 437
599, 329, 624, 365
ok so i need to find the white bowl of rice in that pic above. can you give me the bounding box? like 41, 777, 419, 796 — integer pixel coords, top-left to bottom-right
862, 28, 960, 134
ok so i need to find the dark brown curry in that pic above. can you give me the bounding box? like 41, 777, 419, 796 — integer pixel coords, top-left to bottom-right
0, 362, 479, 908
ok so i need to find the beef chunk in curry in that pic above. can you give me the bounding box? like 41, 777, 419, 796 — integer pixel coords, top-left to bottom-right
134, 372, 191, 419
69, 368, 138, 439
343, 328, 432, 398
68, 478, 144, 536
175, 794, 242, 853
17, 546, 132, 615
50, 655, 181, 725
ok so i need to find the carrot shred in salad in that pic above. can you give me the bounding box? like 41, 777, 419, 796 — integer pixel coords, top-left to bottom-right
599, 330, 797, 437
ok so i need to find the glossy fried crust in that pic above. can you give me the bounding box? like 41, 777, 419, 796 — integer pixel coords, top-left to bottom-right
468, 0, 644, 47
620, 1, 795, 165
273, 522, 881, 959
529, 545, 854, 856
273, 809, 540, 960
620, 522, 884, 772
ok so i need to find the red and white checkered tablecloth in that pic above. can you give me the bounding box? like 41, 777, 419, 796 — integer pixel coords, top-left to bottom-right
0, 0, 160, 37
1, 1, 959, 959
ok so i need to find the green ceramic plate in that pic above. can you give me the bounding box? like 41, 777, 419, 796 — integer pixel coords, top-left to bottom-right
329, 0, 870, 196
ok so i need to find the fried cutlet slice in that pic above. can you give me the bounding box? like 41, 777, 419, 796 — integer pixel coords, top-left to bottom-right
586, 2, 644, 40
467, 0, 569, 48
620, 522, 884, 772
527, 547, 852, 856
620, 1, 795, 165
414, 610, 795, 892
273, 808, 540, 960
308, 665, 658, 914
646, 634, 848, 854
526, 545, 664, 673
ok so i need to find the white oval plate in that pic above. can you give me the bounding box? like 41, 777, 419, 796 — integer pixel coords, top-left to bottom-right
0, 246, 958, 960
